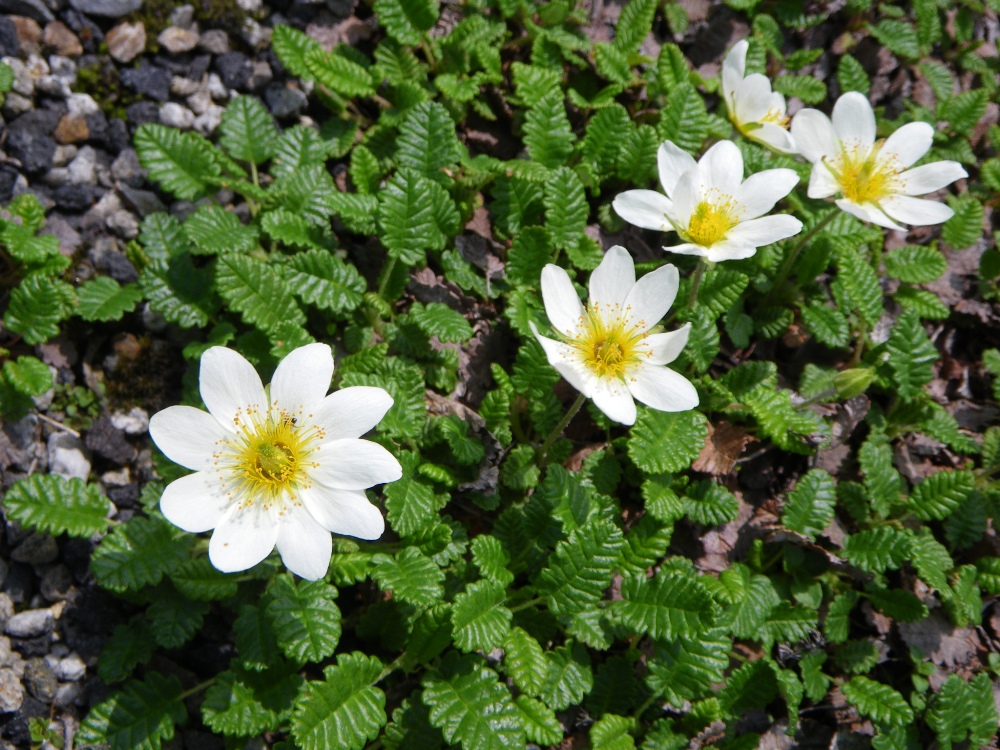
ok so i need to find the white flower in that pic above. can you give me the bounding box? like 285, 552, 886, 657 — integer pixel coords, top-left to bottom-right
791, 91, 968, 230
613, 140, 803, 262
721, 40, 796, 154
529, 246, 698, 426
148, 343, 401, 581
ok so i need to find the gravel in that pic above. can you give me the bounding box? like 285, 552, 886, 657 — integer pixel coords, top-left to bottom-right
5, 610, 54, 639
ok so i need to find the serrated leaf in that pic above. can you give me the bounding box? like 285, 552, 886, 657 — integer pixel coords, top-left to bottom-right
234, 605, 282, 671
503, 627, 548, 697
292, 652, 386, 750
843, 527, 911, 573
615, 571, 715, 640
139, 254, 216, 329
868, 19, 919, 59
1, 355, 51, 400
684, 480, 738, 526
909, 470, 974, 521
396, 101, 461, 180
134, 124, 221, 201
202, 664, 304, 737
471, 535, 514, 586
216, 254, 306, 336
718, 563, 780, 640
628, 409, 708, 474
842, 676, 914, 727
374, 547, 444, 608
220, 95, 279, 164
941, 194, 983, 249
4, 474, 110, 538
279, 249, 365, 315
645, 625, 729, 708
5, 274, 74, 344
886, 310, 937, 400
773, 74, 827, 104
451, 579, 512, 652
271, 24, 320, 77
409, 302, 473, 343
91, 515, 192, 592
541, 641, 593, 711
305, 47, 375, 97
170, 557, 238, 601
837, 53, 870, 94
762, 602, 818, 643
375, 0, 439, 46
378, 168, 460, 265
183, 205, 259, 255
266, 575, 341, 663
537, 518, 624, 617
927, 673, 998, 748
836, 245, 883, 326
865, 588, 928, 622
657, 83, 708, 154
98, 619, 156, 684
148, 589, 209, 649
940, 89, 989, 136
860, 437, 902, 515
591, 714, 635, 750
782, 469, 836, 539
273, 164, 338, 226
76, 277, 144, 322
801, 302, 850, 348
544, 166, 588, 251
382, 452, 448, 536
523, 92, 574, 168
77, 672, 186, 750
271, 125, 339, 179
883, 245, 946, 283
515, 695, 563, 745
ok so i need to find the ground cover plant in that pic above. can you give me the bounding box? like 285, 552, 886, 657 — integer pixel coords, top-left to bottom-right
1, 0, 1000, 746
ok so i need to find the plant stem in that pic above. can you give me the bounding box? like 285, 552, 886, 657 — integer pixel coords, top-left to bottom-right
377, 256, 397, 300
538, 392, 587, 464
687, 257, 709, 311
770, 208, 838, 297
508, 596, 546, 614
179, 678, 216, 701
374, 652, 408, 684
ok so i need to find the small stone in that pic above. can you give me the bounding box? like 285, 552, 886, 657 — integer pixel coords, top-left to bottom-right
110, 149, 143, 186
23, 658, 57, 702
120, 60, 170, 100
11, 534, 58, 566
23, 51, 49, 84
159, 101, 195, 130
13, 634, 52, 657
247, 60, 272, 91
54, 681, 81, 708
40, 215, 82, 255
2, 91, 34, 117
125, 100, 159, 127
42, 21, 82, 56
207, 72, 227, 100
6, 109, 58, 174
5, 609, 53, 639
68, 0, 143, 17
0, 597, 13, 631
117, 184, 166, 216
158, 26, 199, 54
54, 113, 89, 144
214, 50, 251, 90
55, 653, 86, 682
265, 83, 307, 118
53, 183, 96, 212
3, 57, 33, 96
0, 635, 22, 672
193, 105, 223, 135
10, 16, 42, 48
198, 29, 229, 55
187, 88, 212, 115
170, 4, 195, 28
0, 668, 24, 712
48, 54, 77, 83
67, 146, 97, 184
84, 416, 135, 464
34, 74, 71, 98
39, 566, 73, 602
0, 17, 18, 57
47, 432, 91, 481
239, 17, 271, 50
107, 209, 140, 238
170, 75, 201, 96
237, 0, 262, 11
110, 407, 149, 435
66, 92, 99, 116
105, 21, 145, 63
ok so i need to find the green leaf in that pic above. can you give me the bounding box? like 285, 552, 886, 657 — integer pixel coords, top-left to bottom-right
762, 602, 818, 643
506, 227, 553, 286
697, 267, 749, 319
940, 89, 989, 136
76, 277, 144, 322
382, 452, 448, 536
781, 469, 836, 539
409, 302, 474, 343
515, 696, 563, 746
615, 571, 715, 640
271, 24, 320, 77
684, 480, 738, 526
772, 75, 827, 104
470, 535, 513, 586
837, 53, 870, 94
396, 101, 461, 180
544, 166, 588, 251
503, 627, 548, 697
271, 125, 340, 179
868, 19, 919, 59
98, 620, 156, 684
374, 547, 444, 608
883, 245, 946, 283
591, 714, 635, 750
909, 470, 974, 521
304, 47, 375, 97
147, 589, 209, 649
836, 245, 883, 326
378, 167, 460, 265
90, 515, 192, 592
266, 575, 341, 663
834, 639, 880, 674
720, 661, 778, 716
273, 164, 338, 226
799, 651, 831, 703
279, 249, 366, 315
645, 625, 729, 708
801, 302, 850, 348
234, 605, 282, 671
537, 518, 624, 617
628, 409, 708, 474
451, 579, 512, 652
657, 83, 708, 154
4, 275, 74, 344
170, 557, 238, 601
220, 95, 279, 164
1, 356, 51, 401
886, 311, 937, 400
909, 531, 953, 592
202, 664, 304, 737
717, 563, 780, 640
183, 205, 259, 255
842, 676, 914, 727
291, 652, 386, 750
139, 254, 216, 329
926, 674, 999, 748
422, 653, 524, 750
865, 587, 928, 623
581, 104, 630, 179
541, 641, 594, 711
523, 92, 575, 168
920, 60, 955, 101
374, 0, 439, 46
860, 436, 902, 515
216, 254, 306, 336
941, 194, 983, 249
77, 673, 186, 750
4, 474, 110, 538
134, 124, 221, 201
895, 286, 949, 320
824, 591, 859, 644
843, 527, 911, 573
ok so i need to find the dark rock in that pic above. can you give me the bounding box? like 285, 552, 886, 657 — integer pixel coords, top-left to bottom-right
68, 0, 142, 17
53, 183, 96, 212
102, 250, 139, 283
125, 100, 160, 127
84, 416, 136, 464
23, 657, 57, 702
10, 533, 58, 566
10, 635, 51, 657
61, 538, 93, 581
107, 482, 138, 508
184, 729, 226, 750
120, 60, 171, 101
83, 110, 109, 145
189, 53, 211, 79
214, 50, 251, 90
61, 10, 105, 53
0, 165, 19, 203
0, 16, 18, 56
6, 110, 60, 174
1, 563, 34, 605
1, 696, 46, 746
106, 117, 131, 151
265, 82, 307, 118
0, 0, 54, 24
39, 565, 73, 601
61, 587, 124, 661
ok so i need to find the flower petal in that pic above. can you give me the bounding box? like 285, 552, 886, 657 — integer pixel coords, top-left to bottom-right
159, 471, 231, 533
612, 190, 676, 231
591, 378, 637, 425
628, 363, 700, 412
791, 109, 838, 163
300, 484, 385, 540
721, 40, 748, 109
734, 74, 775, 125
312, 387, 394, 441
671, 168, 701, 227
270, 343, 334, 416
645, 323, 691, 365
898, 161, 968, 196
209, 504, 278, 573
658, 141, 698, 197
751, 122, 797, 154
200, 347, 266, 431
699, 140, 743, 193
727, 214, 803, 246
149, 405, 231, 471
807, 163, 840, 199
832, 92, 876, 148
623, 263, 679, 333
735, 168, 799, 219
834, 199, 904, 230
540, 264, 584, 337
531, 324, 595, 397
276, 502, 332, 580
878, 121, 933, 169
311, 438, 403, 490
880, 194, 955, 226
589, 245, 635, 310
704, 240, 758, 262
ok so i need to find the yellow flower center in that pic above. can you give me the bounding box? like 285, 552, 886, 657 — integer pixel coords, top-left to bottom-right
685, 195, 739, 247
826, 142, 898, 205
570, 304, 647, 381
761, 106, 790, 128
217, 405, 324, 510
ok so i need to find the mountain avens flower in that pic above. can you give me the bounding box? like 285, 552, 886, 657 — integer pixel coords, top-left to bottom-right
791, 91, 968, 230
149, 343, 401, 581
721, 40, 796, 154
530, 246, 698, 426
613, 140, 803, 262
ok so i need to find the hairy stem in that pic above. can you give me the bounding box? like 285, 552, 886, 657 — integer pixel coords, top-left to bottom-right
538, 392, 587, 465
770, 208, 838, 296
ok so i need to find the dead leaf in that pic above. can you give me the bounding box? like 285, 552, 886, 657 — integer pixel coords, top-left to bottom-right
692, 421, 756, 475
899, 611, 977, 669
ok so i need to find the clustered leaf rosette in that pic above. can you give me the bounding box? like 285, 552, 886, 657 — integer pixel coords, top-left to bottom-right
530, 246, 699, 426
613, 140, 803, 262
721, 40, 796, 154
148, 343, 401, 581
791, 91, 968, 230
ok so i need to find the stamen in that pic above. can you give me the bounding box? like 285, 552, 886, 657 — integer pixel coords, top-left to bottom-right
828, 140, 899, 204
567, 302, 647, 381
685, 190, 740, 247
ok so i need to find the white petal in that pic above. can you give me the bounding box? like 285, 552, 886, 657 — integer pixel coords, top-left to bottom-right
311, 438, 403, 490
807, 163, 840, 199
209, 504, 278, 573
613, 190, 676, 231
832, 92, 876, 148
699, 140, 743, 193
734, 74, 775, 125
735, 168, 799, 219
590, 246, 636, 310
834, 199, 904, 230
276, 502, 332, 580
628, 364, 700, 412
662, 242, 710, 257
898, 161, 968, 196
149, 405, 231, 472
880, 195, 955, 226
658, 141, 698, 197
313, 386, 395, 441
270, 343, 333, 416
704, 240, 758, 262
591, 378, 637, 425
645, 324, 690, 365
751, 122, 797, 154
623, 263, 679, 332
159, 471, 231, 533
531, 324, 595, 397
540, 264, 584, 337
791, 109, 839, 163
721, 40, 748, 109
671, 168, 701, 226
300, 484, 385, 540
727, 214, 803, 247
200, 347, 266, 431
878, 121, 934, 169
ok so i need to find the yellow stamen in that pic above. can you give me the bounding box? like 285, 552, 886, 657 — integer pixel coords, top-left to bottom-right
825, 141, 898, 204
760, 106, 790, 128
685, 193, 739, 247
569, 303, 647, 381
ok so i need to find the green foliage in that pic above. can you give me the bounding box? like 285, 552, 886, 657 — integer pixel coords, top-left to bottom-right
451, 579, 512, 651
134, 124, 221, 200
615, 571, 716, 640
628, 409, 708, 474
4, 474, 110, 538
781, 469, 836, 539
202, 665, 304, 737
77, 672, 186, 750
537, 518, 624, 617
91, 516, 193, 593
842, 676, 914, 727
266, 576, 342, 663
